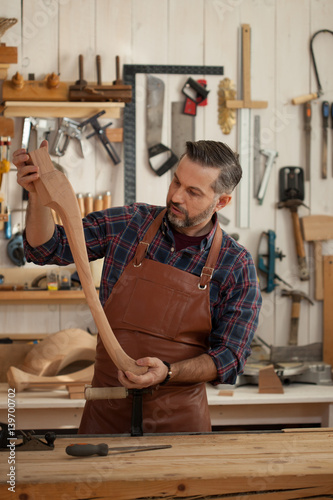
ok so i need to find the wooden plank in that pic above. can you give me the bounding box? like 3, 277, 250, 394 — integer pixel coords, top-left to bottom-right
302, 215, 333, 241
323, 256, 333, 367
0, 290, 86, 304
0, 432, 332, 499
4, 101, 123, 118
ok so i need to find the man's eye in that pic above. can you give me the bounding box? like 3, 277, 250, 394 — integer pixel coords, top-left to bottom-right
188, 190, 199, 197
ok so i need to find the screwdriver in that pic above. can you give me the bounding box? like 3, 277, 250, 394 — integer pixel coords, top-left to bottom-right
303, 102, 311, 181
66, 443, 171, 457
331, 103, 333, 176
322, 100, 329, 179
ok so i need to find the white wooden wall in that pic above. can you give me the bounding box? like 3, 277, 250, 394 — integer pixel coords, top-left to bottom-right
1, 0, 332, 351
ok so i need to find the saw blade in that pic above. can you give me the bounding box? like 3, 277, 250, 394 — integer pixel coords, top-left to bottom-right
146, 74, 164, 148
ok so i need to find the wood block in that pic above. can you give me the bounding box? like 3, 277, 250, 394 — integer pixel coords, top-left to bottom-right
0, 64, 10, 79
106, 127, 124, 143
0, 45, 17, 64
323, 256, 333, 367
258, 364, 284, 393
0, 116, 14, 137
67, 383, 86, 399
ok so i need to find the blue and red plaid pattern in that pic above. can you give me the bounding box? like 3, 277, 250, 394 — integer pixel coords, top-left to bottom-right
24, 203, 262, 385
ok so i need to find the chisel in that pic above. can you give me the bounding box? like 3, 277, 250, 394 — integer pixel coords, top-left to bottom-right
66, 443, 171, 457
331, 103, 333, 176
303, 102, 311, 181
321, 101, 329, 179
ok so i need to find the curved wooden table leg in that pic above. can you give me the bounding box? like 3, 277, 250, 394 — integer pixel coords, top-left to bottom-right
29, 147, 146, 376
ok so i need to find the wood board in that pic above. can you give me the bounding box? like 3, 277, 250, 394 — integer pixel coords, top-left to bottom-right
323, 256, 333, 367
0, 431, 332, 499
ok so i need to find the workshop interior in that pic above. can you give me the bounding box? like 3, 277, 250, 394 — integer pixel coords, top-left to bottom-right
0, 0, 333, 498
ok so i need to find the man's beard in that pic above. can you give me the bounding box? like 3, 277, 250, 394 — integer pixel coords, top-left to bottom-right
167, 200, 217, 229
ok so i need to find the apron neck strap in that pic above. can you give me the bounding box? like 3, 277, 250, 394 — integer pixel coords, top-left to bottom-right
199, 222, 222, 289
133, 209, 167, 266
133, 208, 223, 286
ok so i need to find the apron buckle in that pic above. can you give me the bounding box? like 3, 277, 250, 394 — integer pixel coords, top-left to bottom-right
199, 266, 214, 290
133, 241, 150, 267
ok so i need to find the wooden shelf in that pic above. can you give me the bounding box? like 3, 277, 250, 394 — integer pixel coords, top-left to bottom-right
0, 289, 87, 304
3, 101, 124, 118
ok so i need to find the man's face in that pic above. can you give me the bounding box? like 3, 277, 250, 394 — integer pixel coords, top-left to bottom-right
166, 155, 231, 234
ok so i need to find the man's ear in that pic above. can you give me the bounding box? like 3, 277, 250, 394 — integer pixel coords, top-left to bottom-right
215, 194, 232, 211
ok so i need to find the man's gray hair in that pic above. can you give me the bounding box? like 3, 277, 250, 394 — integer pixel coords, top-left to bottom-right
181, 140, 242, 195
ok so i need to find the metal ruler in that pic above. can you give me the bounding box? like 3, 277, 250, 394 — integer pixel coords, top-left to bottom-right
123, 64, 224, 205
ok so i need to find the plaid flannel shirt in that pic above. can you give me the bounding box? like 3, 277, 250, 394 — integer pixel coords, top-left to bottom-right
24, 203, 262, 385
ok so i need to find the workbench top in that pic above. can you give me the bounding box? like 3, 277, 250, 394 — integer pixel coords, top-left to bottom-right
0, 430, 332, 499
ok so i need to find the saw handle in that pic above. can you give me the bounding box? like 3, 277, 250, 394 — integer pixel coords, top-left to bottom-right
148, 143, 178, 176
66, 443, 109, 457
292, 92, 318, 105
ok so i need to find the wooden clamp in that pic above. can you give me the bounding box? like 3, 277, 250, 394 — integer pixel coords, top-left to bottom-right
225, 24, 268, 110
28, 147, 146, 376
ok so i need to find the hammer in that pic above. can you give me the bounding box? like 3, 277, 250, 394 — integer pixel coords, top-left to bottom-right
277, 199, 309, 281
281, 289, 314, 346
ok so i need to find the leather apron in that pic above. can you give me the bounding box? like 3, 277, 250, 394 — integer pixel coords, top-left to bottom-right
79, 209, 222, 434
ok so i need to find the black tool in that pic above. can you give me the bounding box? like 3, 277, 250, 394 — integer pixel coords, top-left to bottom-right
0, 422, 56, 452
279, 166, 304, 202
82, 110, 121, 165
322, 100, 329, 179
84, 386, 154, 436
277, 167, 309, 281
66, 443, 171, 457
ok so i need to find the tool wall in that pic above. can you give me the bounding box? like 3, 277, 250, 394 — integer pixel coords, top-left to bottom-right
0, 0, 332, 355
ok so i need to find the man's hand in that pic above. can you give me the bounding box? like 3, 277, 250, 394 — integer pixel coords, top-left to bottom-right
118, 357, 169, 389
13, 140, 48, 193
12, 140, 55, 248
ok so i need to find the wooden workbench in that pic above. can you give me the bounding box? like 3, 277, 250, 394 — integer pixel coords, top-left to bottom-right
0, 430, 332, 499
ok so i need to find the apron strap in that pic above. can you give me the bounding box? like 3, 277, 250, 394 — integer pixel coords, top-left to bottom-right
133, 208, 223, 288
133, 209, 167, 266
199, 222, 223, 289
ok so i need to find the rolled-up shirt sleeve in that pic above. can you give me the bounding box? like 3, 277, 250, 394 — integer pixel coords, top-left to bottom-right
207, 250, 262, 385
23, 225, 74, 265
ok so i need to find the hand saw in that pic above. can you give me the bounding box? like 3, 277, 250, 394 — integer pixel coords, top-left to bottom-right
146, 75, 178, 176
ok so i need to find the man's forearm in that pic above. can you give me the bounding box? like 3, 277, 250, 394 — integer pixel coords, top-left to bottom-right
25, 193, 55, 247
169, 354, 217, 384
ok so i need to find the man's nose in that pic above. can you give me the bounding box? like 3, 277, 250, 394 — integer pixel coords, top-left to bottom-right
171, 187, 184, 204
